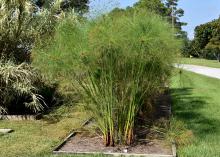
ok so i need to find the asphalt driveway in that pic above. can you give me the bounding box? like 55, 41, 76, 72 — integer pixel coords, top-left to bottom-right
175, 64, 220, 79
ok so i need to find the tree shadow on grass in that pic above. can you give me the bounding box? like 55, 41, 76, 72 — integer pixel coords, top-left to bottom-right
170, 88, 220, 138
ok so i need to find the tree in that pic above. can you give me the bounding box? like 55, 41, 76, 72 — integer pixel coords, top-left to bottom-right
165, 0, 187, 38
189, 17, 220, 60
194, 22, 213, 50
133, 0, 167, 16
206, 36, 220, 61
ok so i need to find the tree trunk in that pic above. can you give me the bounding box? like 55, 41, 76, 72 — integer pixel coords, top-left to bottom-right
218, 53, 220, 62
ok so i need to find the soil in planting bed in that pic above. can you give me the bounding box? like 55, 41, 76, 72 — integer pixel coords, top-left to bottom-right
56, 89, 173, 155
59, 132, 172, 155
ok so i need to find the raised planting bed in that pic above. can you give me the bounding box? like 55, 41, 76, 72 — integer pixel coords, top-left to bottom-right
53, 89, 175, 157
0, 114, 42, 120
53, 131, 176, 157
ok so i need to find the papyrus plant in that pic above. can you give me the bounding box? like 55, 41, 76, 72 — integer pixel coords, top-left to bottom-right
78, 11, 180, 146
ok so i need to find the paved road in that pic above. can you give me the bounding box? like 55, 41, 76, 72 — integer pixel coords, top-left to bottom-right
175, 64, 220, 79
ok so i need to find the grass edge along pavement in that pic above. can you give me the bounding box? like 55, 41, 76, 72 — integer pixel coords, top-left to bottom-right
180, 58, 220, 68
170, 70, 220, 157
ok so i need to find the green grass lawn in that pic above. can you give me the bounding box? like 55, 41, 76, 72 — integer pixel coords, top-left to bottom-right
0, 106, 91, 157
1, 70, 220, 157
171, 70, 220, 157
180, 57, 220, 68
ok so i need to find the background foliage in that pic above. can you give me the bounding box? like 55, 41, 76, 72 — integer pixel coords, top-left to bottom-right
0, 0, 63, 114
183, 17, 220, 60
0, 0, 63, 63
33, 0, 90, 14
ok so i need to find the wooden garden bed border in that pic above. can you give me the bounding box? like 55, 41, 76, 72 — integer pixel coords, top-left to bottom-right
0, 114, 42, 120
53, 88, 177, 157
53, 130, 177, 157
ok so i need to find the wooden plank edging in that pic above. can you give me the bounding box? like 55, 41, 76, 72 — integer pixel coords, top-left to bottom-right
53, 118, 92, 152
0, 114, 42, 120
53, 150, 175, 157
53, 130, 177, 157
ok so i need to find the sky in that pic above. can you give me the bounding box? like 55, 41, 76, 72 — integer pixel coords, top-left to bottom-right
178, 0, 220, 39
90, 0, 220, 39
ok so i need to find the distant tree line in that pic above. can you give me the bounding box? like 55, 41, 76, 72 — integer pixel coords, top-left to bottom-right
182, 17, 220, 61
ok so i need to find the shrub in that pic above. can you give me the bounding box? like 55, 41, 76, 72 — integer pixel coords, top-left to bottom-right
0, 0, 62, 63
33, 11, 181, 146
0, 1, 72, 115
0, 61, 46, 114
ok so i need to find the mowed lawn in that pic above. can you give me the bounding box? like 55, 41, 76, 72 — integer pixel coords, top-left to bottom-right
1, 69, 220, 157
0, 108, 90, 157
180, 57, 220, 68
171, 70, 220, 157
